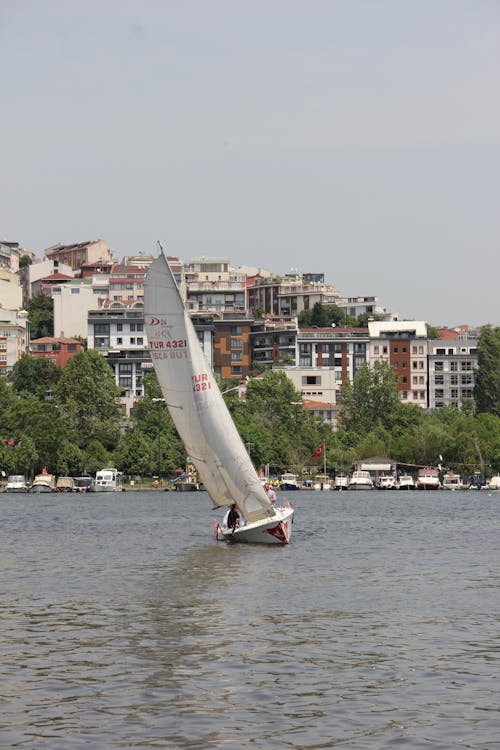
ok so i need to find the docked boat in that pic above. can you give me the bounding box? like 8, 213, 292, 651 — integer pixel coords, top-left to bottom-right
72, 475, 93, 492
333, 474, 348, 490
279, 472, 300, 491
56, 476, 74, 492
30, 468, 56, 493
3, 474, 29, 493
89, 468, 123, 492
312, 474, 332, 491
416, 467, 441, 490
488, 475, 500, 490
347, 470, 374, 490
144, 248, 293, 544
397, 473, 415, 490
468, 472, 487, 490
378, 475, 396, 490
441, 471, 463, 491
174, 461, 200, 491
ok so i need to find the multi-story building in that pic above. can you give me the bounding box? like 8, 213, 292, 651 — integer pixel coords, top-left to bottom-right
0, 268, 23, 309
0, 309, 28, 376
184, 257, 247, 313
21, 257, 74, 305
250, 317, 298, 368
247, 274, 340, 317
428, 338, 478, 410
87, 301, 148, 416
44, 239, 113, 273
109, 264, 148, 305
29, 337, 84, 368
52, 279, 108, 338
276, 326, 370, 410
368, 320, 428, 407
336, 295, 398, 322
213, 312, 253, 380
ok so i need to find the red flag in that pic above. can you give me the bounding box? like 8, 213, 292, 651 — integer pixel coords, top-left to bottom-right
311, 444, 324, 458
5, 438, 16, 446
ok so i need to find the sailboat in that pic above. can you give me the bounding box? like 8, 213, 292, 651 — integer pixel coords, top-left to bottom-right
144, 249, 294, 544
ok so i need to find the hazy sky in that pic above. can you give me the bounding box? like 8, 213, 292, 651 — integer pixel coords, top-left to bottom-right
2, 0, 499, 326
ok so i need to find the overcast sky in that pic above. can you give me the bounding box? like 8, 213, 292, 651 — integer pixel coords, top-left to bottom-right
2, 0, 499, 326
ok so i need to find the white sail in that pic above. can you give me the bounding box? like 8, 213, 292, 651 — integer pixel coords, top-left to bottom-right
144, 251, 275, 524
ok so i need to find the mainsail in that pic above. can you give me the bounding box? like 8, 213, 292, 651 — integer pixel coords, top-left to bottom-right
144, 251, 275, 524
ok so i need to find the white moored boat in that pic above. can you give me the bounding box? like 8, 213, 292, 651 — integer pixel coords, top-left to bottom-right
3, 475, 29, 493
89, 468, 123, 492
334, 474, 348, 490
144, 247, 293, 544
441, 472, 463, 491
397, 473, 415, 490
347, 470, 374, 490
312, 474, 332, 491
416, 467, 441, 490
378, 475, 396, 490
488, 475, 500, 491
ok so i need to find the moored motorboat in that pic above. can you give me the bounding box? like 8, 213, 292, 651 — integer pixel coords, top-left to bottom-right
29, 468, 56, 493
312, 474, 332, 491
397, 473, 415, 490
488, 475, 500, 491
378, 475, 396, 490
441, 471, 463, 491
3, 474, 29, 493
72, 475, 93, 492
56, 476, 74, 492
279, 472, 299, 491
89, 468, 123, 492
333, 474, 348, 490
416, 467, 441, 490
347, 470, 374, 490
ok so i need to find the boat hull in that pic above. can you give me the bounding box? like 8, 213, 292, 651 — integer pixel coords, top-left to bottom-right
175, 482, 199, 492
215, 506, 294, 544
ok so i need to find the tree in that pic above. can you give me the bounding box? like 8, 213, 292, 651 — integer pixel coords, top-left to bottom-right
19, 254, 33, 268
426, 324, 440, 339
27, 293, 54, 338
55, 349, 122, 450
338, 361, 400, 435
474, 326, 500, 416
9, 354, 61, 400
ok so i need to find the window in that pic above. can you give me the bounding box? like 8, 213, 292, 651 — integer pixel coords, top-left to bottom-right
231, 338, 242, 350
117, 324, 123, 332
137, 337, 143, 345
117, 338, 123, 345
461, 374, 472, 385
435, 362, 443, 372
94, 324, 109, 335
450, 375, 458, 385
302, 375, 321, 385
450, 362, 458, 371
130, 337, 135, 345
231, 351, 242, 362
435, 375, 444, 385
71, 288, 80, 295
394, 346, 398, 353
451, 389, 458, 399
231, 326, 242, 335
374, 345, 379, 354
231, 366, 242, 376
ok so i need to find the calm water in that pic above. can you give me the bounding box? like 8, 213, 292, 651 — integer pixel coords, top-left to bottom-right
1, 489, 499, 749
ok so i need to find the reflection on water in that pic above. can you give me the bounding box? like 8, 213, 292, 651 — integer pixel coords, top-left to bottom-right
1, 490, 499, 749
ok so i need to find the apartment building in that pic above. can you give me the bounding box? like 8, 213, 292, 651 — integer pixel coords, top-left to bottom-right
250, 317, 298, 368
247, 274, 340, 317
184, 257, 247, 313
44, 239, 113, 272
368, 320, 428, 407
29, 337, 84, 368
428, 338, 478, 410
0, 310, 28, 376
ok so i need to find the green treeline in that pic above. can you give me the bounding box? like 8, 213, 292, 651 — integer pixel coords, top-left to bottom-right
1, 328, 499, 480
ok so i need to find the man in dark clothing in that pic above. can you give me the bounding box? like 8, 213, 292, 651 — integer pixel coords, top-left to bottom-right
226, 503, 240, 531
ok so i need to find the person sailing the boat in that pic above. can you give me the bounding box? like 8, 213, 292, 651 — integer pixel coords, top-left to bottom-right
223, 503, 240, 531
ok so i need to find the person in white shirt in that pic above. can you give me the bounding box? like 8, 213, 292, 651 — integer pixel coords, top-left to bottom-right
264, 482, 277, 504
